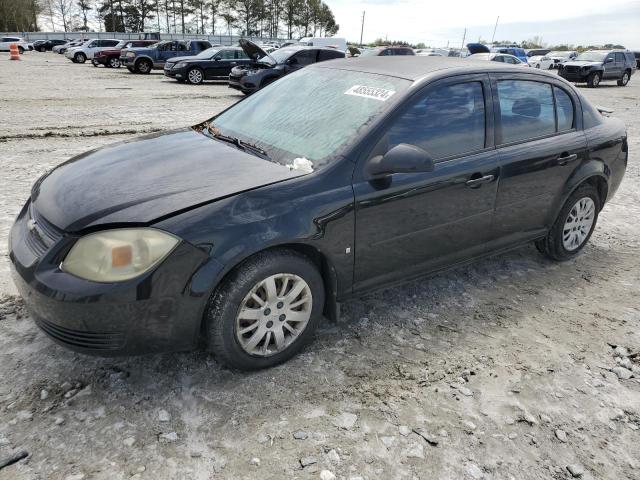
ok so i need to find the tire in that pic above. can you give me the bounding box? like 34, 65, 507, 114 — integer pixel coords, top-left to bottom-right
535, 184, 600, 261
205, 249, 325, 370
587, 71, 601, 88
74, 52, 86, 63
93, 62, 98, 67
18, 46, 24, 54
187, 67, 204, 84
617, 70, 630, 86
108, 57, 120, 68
135, 58, 152, 74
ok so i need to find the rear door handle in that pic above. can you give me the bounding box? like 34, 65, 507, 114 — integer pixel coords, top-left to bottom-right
465, 174, 495, 188
557, 153, 578, 165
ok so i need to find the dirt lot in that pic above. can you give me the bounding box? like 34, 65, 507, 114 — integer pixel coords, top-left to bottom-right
0, 53, 639, 480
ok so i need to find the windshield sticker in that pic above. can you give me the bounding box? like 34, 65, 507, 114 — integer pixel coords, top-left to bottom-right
345, 85, 395, 101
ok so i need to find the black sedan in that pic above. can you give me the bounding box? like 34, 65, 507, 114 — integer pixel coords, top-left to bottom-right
10, 57, 627, 370
228, 39, 345, 94
33, 39, 68, 52
164, 46, 252, 84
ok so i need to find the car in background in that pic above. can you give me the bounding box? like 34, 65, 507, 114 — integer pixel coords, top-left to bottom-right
468, 52, 528, 66
559, 50, 636, 87
491, 46, 528, 63
526, 48, 551, 57
228, 39, 345, 94
9, 57, 628, 370
92, 40, 158, 68
358, 46, 415, 56
122, 40, 212, 74
633, 51, 640, 69
33, 39, 69, 52
415, 48, 449, 56
298, 37, 347, 52
547, 50, 577, 68
528, 55, 554, 70
0, 36, 30, 54
65, 38, 120, 63
54, 39, 84, 54
164, 46, 252, 84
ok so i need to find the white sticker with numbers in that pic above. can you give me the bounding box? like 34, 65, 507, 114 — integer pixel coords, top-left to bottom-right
344, 85, 396, 101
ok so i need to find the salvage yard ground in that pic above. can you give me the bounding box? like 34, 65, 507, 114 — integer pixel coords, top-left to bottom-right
0, 53, 639, 480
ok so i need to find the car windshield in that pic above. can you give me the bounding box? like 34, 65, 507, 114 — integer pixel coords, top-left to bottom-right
575, 51, 607, 62
195, 47, 220, 58
209, 67, 410, 168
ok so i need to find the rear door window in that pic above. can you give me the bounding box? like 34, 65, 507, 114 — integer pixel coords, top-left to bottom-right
387, 81, 486, 160
497, 80, 555, 144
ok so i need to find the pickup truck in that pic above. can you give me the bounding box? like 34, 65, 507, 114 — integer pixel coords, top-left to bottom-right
121, 40, 212, 74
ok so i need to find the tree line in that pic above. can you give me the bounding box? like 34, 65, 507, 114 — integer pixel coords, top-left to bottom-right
0, 0, 338, 39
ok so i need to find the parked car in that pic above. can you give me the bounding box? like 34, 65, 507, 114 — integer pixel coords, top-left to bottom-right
526, 48, 551, 57
92, 40, 158, 68
298, 36, 347, 52
491, 46, 528, 63
634, 51, 640, 69
122, 40, 212, 74
415, 48, 449, 56
54, 39, 84, 54
528, 55, 554, 70
65, 38, 120, 63
10, 57, 627, 370
228, 39, 345, 94
468, 52, 528, 66
33, 39, 69, 52
559, 50, 636, 87
164, 46, 252, 84
358, 46, 415, 56
546, 50, 577, 68
0, 36, 30, 54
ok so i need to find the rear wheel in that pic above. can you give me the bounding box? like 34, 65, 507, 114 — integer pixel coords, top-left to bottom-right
536, 184, 600, 261
617, 70, 630, 86
136, 58, 152, 74
587, 71, 601, 88
205, 249, 325, 370
108, 57, 121, 68
187, 67, 204, 84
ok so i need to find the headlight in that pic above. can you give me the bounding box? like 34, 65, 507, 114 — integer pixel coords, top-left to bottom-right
175, 62, 186, 69
61, 228, 180, 282
127, 52, 136, 58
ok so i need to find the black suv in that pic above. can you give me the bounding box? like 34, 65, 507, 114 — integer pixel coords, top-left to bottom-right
228, 39, 345, 94
559, 49, 636, 87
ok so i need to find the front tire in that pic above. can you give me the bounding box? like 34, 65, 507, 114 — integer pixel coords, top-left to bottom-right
187, 67, 204, 84
136, 58, 152, 74
587, 71, 601, 88
205, 249, 325, 370
74, 52, 86, 63
536, 184, 600, 261
617, 70, 630, 86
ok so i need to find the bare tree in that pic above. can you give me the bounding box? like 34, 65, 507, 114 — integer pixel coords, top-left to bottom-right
76, 0, 92, 29
52, 0, 75, 30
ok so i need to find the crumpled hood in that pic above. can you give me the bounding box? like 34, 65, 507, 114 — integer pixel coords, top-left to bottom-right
31, 129, 302, 232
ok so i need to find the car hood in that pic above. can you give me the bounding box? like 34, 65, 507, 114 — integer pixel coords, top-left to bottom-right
239, 38, 274, 63
166, 55, 199, 63
562, 60, 601, 67
466, 43, 490, 54
31, 129, 303, 232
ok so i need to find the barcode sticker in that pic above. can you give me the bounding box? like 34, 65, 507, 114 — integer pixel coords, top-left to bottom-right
345, 85, 396, 101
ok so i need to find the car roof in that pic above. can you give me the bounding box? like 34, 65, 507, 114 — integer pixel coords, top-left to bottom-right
312, 56, 556, 82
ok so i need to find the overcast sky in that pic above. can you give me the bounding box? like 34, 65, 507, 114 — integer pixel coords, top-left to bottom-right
326, 0, 640, 49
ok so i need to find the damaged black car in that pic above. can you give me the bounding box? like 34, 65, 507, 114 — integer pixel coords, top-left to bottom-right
228, 38, 345, 94
10, 57, 627, 370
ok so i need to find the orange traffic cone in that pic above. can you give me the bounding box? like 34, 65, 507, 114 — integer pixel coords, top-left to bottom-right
9, 44, 20, 60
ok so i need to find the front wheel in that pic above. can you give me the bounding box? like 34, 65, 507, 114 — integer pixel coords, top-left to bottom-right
617, 71, 630, 86
205, 249, 325, 370
74, 52, 86, 63
536, 184, 600, 261
187, 67, 204, 84
587, 71, 601, 88
136, 58, 152, 74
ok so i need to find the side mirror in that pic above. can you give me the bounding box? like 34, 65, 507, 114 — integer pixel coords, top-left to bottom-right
364, 144, 435, 180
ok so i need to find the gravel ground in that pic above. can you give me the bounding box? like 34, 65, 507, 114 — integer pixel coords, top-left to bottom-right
0, 53, 639, 480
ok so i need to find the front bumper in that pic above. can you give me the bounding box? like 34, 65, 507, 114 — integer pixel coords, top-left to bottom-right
9, 201, 215, 356
228, 75, 256, 93
558, 68, 590, 82
163, 65, 185, 79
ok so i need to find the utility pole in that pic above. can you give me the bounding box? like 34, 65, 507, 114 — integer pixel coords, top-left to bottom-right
461, 28, 466, 50
491, 16, 499, 44
359, 11, 365, 47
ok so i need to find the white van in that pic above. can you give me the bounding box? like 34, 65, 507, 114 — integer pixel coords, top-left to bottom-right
298, 37, 347, 52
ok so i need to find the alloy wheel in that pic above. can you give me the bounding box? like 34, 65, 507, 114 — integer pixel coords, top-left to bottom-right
593, 74, 600, 87
188, 69, 203, 84
109, 57, 120, 68
235, 273, 312, 357
621, 73, 629, 85
562, 197, 595, 251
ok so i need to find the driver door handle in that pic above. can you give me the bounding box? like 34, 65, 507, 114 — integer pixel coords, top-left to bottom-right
465, 174, 495, 188
557, 153, 578, 165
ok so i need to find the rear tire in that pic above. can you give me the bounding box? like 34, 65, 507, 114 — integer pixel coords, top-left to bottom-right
205, 249, 325, 370
535, 184, 600, 261
108, 57, 121, 68
18, 46, 24, 54
587, 71, 601, 88
617, 70, 630, 86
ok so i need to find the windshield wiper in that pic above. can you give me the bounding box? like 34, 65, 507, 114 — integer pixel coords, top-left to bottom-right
204, 122, 270, 159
